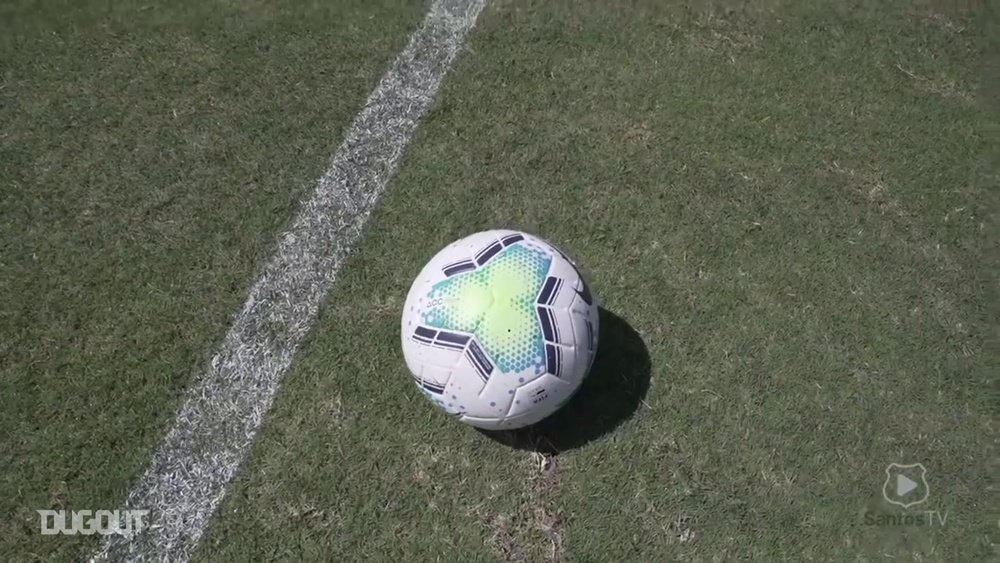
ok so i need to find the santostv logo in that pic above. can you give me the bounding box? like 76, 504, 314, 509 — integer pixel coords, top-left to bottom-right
865, 462, 947, 527
882, 463, 929, 509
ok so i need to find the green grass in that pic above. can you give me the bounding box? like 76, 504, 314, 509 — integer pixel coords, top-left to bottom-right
200, 0, 996, 560
3, 0, 997, 561
0, 0, 427, 560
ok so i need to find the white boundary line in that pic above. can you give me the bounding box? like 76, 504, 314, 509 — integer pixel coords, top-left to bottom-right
91, 0, 486, 560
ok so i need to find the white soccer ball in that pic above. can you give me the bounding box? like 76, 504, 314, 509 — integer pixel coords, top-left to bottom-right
401, 230, 599, 430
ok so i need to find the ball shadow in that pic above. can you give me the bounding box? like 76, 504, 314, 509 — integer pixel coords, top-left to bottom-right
477, 307, 651, 454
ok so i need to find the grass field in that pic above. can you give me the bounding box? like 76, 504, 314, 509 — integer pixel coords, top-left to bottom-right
2, 0, 997, 561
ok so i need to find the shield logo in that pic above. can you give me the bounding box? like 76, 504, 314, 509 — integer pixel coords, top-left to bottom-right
882, 463, 929, 508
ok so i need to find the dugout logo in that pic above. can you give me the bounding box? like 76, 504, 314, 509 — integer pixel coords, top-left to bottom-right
37, 509, 149, 536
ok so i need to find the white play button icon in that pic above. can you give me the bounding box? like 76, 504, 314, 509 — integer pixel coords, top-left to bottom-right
883, 463, 929, 508
896, 474, 918, 497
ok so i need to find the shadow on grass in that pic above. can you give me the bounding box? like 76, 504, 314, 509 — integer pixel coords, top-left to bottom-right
477, 307, 650, 454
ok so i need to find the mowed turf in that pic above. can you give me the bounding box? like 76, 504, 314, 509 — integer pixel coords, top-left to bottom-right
199, 0, 996, 561
0, 0, 428, 560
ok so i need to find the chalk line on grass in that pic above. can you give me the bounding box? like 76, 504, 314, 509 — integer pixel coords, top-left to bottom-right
91, 0, 486, 560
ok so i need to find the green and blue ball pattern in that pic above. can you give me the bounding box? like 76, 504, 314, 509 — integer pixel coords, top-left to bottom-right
422, 243, 551, 376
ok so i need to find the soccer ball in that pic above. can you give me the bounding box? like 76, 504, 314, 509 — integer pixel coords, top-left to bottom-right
401, 230, 599, 430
